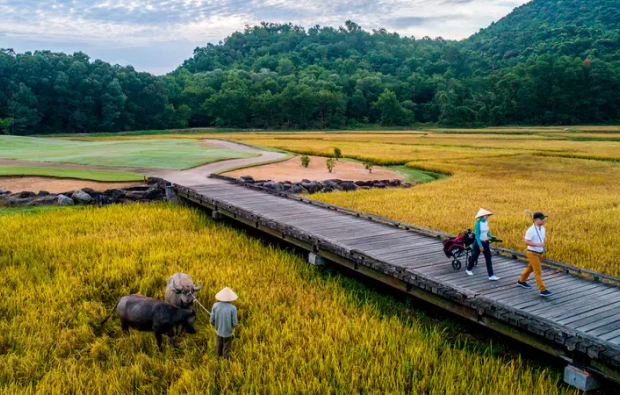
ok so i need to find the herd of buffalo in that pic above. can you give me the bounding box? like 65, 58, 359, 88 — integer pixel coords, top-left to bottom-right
101, 272, 203, 351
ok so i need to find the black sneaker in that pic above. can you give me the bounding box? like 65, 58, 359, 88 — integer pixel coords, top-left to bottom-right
517, 281, 532, 289
540, 290, 553, 297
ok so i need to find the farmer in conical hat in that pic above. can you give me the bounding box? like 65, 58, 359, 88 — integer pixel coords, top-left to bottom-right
210, 287, 238, 358
466, 208, 500, 281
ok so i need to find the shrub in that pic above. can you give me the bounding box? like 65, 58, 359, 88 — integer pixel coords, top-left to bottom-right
364, 160, 375, 174
334, 147, 342, 160
301, 155, 310, 168
326, 158, 336, 173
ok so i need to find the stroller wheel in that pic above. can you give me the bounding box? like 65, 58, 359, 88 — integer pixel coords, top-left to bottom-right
452, 260, 461, 271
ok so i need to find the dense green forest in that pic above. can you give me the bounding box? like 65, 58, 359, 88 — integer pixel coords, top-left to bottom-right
1, 0, 619, 134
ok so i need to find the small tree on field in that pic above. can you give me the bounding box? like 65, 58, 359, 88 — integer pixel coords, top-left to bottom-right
334, 147, 342, 161
301, 155, 310, 168
0, 118, 14, 135
364, 160, 375, 174
326, 158, 336, 173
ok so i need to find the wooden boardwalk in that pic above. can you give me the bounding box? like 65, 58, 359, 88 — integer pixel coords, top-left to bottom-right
175, 181, 620, 384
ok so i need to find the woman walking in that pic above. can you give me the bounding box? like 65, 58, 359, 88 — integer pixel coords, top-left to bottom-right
466, 208, 500, 281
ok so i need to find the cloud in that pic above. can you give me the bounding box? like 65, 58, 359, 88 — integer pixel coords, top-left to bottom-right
0, 0, 529, 73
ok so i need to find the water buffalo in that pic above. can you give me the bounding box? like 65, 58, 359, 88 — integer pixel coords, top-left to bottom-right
165, 272, 202, 309
101, 294, 196, 351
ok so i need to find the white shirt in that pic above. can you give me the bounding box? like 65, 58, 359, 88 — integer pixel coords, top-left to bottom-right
479, 220, 489, 241
525, 224, 545, 253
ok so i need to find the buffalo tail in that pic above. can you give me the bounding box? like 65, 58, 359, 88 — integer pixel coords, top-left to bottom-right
100, 299, 121, 325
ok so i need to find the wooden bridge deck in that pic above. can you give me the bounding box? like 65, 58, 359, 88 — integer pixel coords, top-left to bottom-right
175, 181, 620, 382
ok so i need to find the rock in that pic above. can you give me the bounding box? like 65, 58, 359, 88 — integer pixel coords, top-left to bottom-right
126, 191, 146, 200
32, 196, 59, 206
37, 191, 50, 197
1, 196, 33, 206
95, 195, 113, 207
81, 188, 96, 195
341, 182, 357, 192
14, 191, 36, 198
301, 179, 311, 183
388, 179, 401, 187
124, 186, 150, 192
57, 195, 74, 206
144, 186, 163, 199
280, 183, 292, 192
373, 182, 387, 189
402, 182, 414, 188
355, 180, 369, 187
240, 175, 255, 183
291, 184, 304, 194
327, 179, 343, 184
147, 177, 164, 185
263, 181, 278, 190
60, 191, 74, 197
105, 189, 126, 199
72, 190, 92, 204
0, 190, 10, 195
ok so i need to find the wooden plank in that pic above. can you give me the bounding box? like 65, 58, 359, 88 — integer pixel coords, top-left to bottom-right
529, 286, 620, 316
513, 281, 609, 312
333, 228, 405, 243
348, 235, 425, 252
572, 313, 620, 333
600, 327, 620, 342
552, 295, 620, 323
587, 318, 620, 337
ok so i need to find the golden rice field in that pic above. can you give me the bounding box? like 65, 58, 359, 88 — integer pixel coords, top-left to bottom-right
206, 130, 620, 277
0, 204, 577, 394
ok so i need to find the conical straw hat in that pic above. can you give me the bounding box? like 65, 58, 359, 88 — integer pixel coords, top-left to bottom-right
475, 208, 493, 219
215, 287, 238, 302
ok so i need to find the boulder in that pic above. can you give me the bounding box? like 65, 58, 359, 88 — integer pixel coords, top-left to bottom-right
291, 184, 304, 194
81, 188, 96, 195
14, 191, 36, 198
60, 191, 74, 198
72, 190, 92, 204
95, 195, 114, 207
373, 182, 386, 189
105, 189, 126, 199
147, 177, 165, 185
124, 186, 150, 192
57, 195, 74, 206
240, 175, 255, 183
1, 196, 33, 206
301, 179, 311, 183
402, 182, 414, 188
126, 191, 146, 200
327, 179, 343, 184
144, 186, 163, 199
341, 182, 357, 192
388, 179, 401, 187
0, 190, 10, 195
32, 195, 59, 206
263, 181, 278, 190
355, 180, 369, 187
37, 191, 51, 197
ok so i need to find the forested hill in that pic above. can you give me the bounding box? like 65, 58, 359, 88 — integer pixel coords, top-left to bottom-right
465, 0, 620, 64
1, 0, 620, 135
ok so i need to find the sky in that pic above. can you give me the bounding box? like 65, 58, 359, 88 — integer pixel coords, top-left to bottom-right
0, 0, 529, 75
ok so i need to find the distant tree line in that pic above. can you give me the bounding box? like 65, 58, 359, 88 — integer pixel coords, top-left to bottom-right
1, 0, 619, 134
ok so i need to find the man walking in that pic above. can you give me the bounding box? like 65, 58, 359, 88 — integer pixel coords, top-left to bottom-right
210, 287, 239, 358
517, 212, 552, 297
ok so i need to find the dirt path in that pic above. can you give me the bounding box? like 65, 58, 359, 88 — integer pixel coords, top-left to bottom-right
224, 156, 403, 182
144, 140, 288, 185
0, 140, 287, 188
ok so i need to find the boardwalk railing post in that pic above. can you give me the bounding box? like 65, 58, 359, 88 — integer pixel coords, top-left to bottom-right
308, 252, 326, 266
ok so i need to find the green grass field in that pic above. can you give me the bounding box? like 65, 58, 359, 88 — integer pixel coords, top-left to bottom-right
0, 136, 258, 170
0, 165, 144, 182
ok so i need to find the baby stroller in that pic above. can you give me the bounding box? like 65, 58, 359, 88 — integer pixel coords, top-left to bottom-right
443, 229, 476, 270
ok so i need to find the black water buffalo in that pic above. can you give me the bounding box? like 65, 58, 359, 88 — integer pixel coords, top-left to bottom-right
101, 294, 196, 351
165, 272, 202, 309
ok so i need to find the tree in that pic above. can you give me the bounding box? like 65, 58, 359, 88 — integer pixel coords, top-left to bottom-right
364, 160, 375, 174
334, 147, 342, 160
374, 90, 414, 126
0, 118, 14, 135
326, 158, 336, 173
7, 83, 40, 135
301, 155, 310, 168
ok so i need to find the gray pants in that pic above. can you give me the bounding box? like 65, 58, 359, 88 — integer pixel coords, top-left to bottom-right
215, 335, 233, 358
